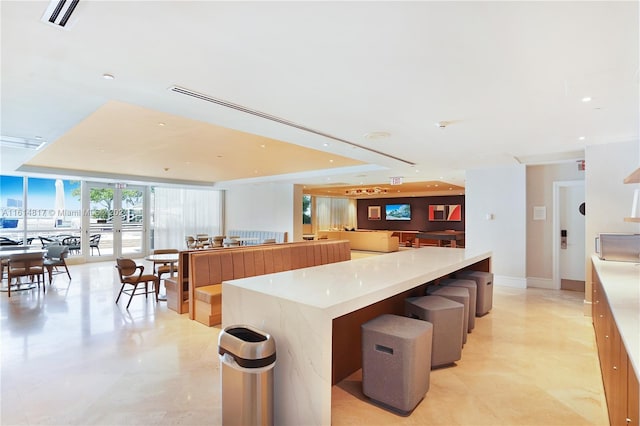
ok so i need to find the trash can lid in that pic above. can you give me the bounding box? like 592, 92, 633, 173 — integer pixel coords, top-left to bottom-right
218, 324, 276, 365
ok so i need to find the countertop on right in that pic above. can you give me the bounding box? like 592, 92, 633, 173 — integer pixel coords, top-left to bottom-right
592, 255, 640, 377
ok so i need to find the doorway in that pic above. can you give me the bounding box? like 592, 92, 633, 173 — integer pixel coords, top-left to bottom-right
83, 182, 147, 261
552, 180, 585, 291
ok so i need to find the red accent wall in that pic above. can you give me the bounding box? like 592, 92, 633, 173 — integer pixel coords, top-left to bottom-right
357, 195, 465, 231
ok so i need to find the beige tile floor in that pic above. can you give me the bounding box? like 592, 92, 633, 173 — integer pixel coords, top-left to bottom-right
1, 258, 609, 426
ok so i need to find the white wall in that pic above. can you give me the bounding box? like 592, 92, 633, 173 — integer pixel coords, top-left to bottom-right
225, 182, 300, 241
526, 163, 585, 288
585, 140, 640, 307
466, 164, 527, 288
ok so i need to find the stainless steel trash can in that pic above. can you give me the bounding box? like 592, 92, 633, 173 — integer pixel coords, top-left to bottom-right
218, 325, 276, 426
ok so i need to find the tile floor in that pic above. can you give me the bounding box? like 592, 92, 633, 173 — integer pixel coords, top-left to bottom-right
1, 257, 609, 426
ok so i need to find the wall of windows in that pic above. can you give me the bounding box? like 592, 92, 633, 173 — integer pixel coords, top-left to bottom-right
1, 175, 224, 259
314, 197, 356, 232
151, 186, 223, 250
0, 176, 82, 246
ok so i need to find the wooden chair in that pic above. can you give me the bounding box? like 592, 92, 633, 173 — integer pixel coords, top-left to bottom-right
115, 258, 159, 308
211, 236, 225, 247
6, 252, 46, 297
185, 236, 198, 249
44, 245, 71, 285
196, 234, 211, 248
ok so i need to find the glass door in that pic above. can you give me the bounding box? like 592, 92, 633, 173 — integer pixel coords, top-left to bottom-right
84, 182, 147, 260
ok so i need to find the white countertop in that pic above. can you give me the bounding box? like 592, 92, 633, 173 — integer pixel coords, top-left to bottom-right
592, 255, 640, 377
225, 247, 491, 319
222, 247, 492, 425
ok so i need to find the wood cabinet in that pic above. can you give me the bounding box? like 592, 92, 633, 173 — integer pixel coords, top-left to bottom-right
592, 266, 640, 425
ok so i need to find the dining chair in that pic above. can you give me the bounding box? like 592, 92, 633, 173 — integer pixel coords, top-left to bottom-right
6, 252, 46, 297
185, 236, 198, 249
62, 236, 81, 255
196, 234, 211, 248
44, 245, 71, 285
151, 248, 179, 282
39, 236, 60, 248
115, 258, 159, 308
211, 236, 225, 247
89, 234, 101, 255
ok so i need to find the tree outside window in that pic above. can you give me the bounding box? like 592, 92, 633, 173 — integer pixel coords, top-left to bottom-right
303, 195, 311, 224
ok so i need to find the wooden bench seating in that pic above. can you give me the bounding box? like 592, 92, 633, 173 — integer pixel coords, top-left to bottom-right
188, 239, 352, 326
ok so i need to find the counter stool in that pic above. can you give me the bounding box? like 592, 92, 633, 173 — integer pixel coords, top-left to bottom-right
361, 314, 433, 414
405, 296, 464, 368
426, 285, 470, 345
440, 278, 477, 331
455, 270, 493, 316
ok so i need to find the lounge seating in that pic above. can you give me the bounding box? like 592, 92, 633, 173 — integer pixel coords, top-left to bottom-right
187, 239, 351, 326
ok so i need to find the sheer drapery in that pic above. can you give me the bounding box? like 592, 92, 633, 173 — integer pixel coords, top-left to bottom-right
152, 187, 223, 250
314, 197, 356, 231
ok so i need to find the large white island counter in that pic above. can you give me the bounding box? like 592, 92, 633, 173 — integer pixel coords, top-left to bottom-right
222, 247, 492, 425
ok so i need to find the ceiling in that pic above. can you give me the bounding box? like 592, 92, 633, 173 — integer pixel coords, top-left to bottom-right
1, 1, 638, 198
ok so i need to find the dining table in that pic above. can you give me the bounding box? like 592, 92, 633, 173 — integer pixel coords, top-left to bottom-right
234, 237, 260, 246
145, 253, 179, 301
0, 247, 47, 293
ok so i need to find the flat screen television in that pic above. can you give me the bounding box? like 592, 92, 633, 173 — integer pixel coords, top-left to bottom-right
385, 204, 411, 220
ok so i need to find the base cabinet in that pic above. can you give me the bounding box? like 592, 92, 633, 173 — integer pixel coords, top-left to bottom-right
593, 266, 639, 426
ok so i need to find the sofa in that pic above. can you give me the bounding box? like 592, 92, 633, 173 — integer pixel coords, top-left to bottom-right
318, 230, 399, 253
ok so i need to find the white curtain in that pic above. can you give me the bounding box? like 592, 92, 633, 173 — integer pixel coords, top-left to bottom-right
314, 197, 357, 231
152, 187, 223, 250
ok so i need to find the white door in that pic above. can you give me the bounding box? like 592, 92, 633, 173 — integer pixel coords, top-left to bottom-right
559, 185, 586, 281
83, 182, 147, 260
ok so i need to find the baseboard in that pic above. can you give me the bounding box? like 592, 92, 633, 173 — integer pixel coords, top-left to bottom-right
527, 277, 555, 289
494, 275, 527, 289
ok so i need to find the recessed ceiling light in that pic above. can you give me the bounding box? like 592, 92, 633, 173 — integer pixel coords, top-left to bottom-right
102, 73, 115, 80
158, 122, 166, 127
323, 143, 329, 147
329, 159, 334, 163
581, 96, 592, 103
578, 136, 586, 141
363, 131, 391, 140
260, 144, 266, 148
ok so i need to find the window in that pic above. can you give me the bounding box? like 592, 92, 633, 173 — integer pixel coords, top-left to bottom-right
303, 194, 311, 224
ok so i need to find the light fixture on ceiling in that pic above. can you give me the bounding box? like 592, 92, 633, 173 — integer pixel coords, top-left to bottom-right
102, 73, 115, 80
363, 131, 391, 140
0, 135, 46, 150
345, 187, 388, 196
578, 136, 586, 141
581, 96, 592, 103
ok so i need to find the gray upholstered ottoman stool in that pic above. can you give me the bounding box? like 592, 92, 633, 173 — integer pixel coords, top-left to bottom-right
440, 278, 477, 332
426, 285, 470, 344
361, 314, 433, 414
455, 270, 493, 316
405, 295, 464, 368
